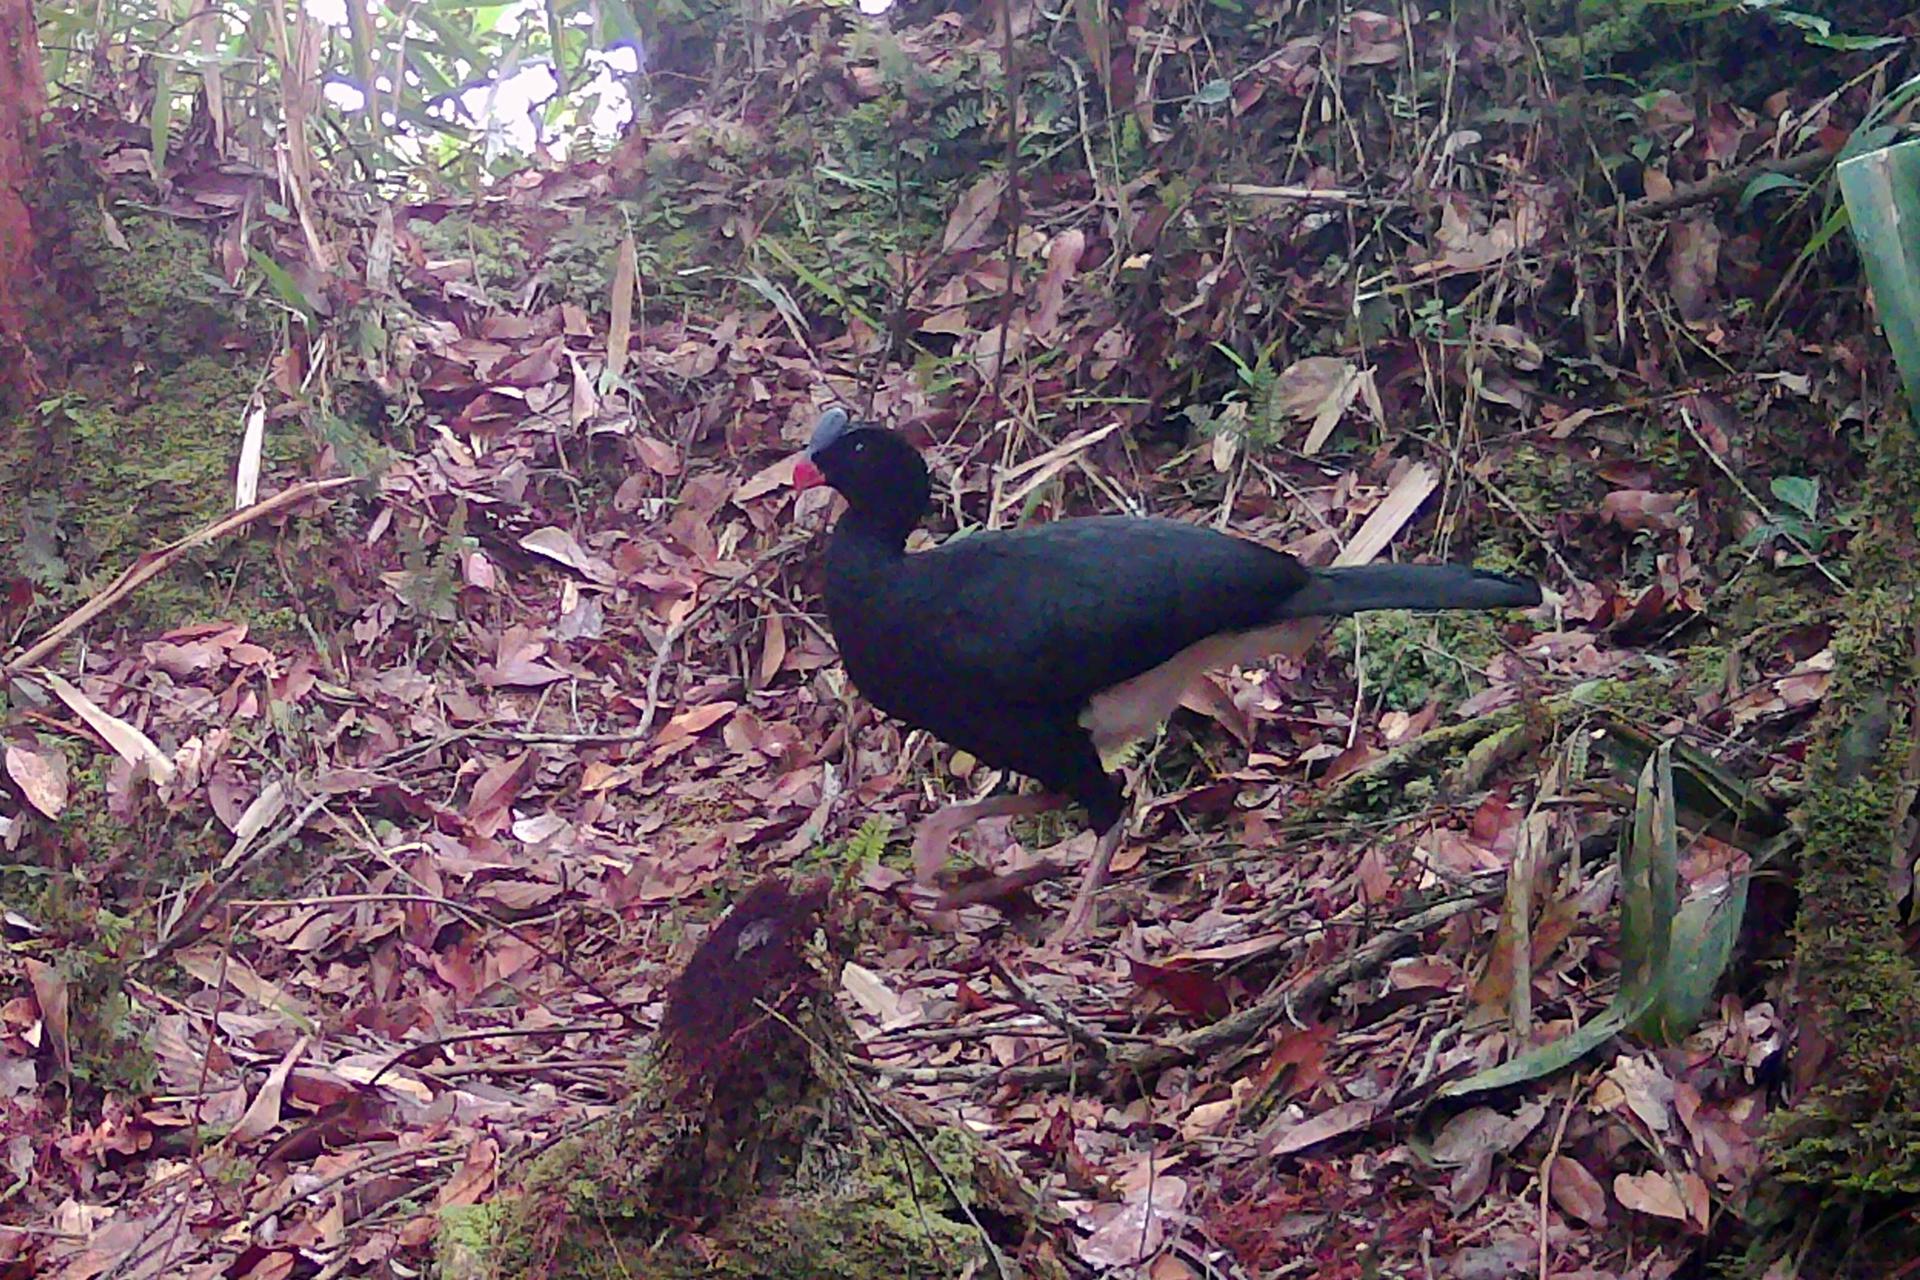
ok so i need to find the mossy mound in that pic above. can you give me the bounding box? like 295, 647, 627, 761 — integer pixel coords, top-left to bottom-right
451, 1077, 1010, 1280
442, 878, 1066, 1280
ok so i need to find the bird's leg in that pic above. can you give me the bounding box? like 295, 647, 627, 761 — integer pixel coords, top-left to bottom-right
1053, 821, 1126, 943
911, 792, 1067, 884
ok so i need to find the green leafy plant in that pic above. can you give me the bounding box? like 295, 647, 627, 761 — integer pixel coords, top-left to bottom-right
1741, 474, 1836, 565
1444, 736, 1755, 1098
1185, 339, 1287, 450
394, 502, 473, 623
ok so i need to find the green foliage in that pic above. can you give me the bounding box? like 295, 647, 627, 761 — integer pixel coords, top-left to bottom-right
35, 0, 726, 187
1840, 136, 1920, 426
794, 815, 896, 889
393, 502, 473, 623
3, 359, 294, 617
844, 816, 890, 869
538, 215, 628, 313
1446, 736, 1752, 1099
1334, 611, 1515, 714
76, 214, 242, 370
1540, 0, 1899, 77
1740, 473, 1850, 568
0, 858, 157, 1098
412, 215, 532, 301
51, 923, 157, 1097
1184, 341, 1288, 450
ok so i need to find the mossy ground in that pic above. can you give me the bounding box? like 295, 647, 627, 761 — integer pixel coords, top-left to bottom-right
0, 194, 345, 1102
2, 203, 318, 647
461, 1090, 992, 1280
1738, 396, 1920, 1274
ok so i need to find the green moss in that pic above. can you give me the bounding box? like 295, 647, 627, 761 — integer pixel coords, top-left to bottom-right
2, 356, 312, 640
0, 850, 157, 1098
1334, 609, 1514, 713
412, 215, 533, 301
69, 213, 243, 372
1765, 591, 1920, 1194
1740, 398, 1920, 1272
1489, 442, 1602, 533
458, 1036, 1024, 1280
438, 1201, 508, 1280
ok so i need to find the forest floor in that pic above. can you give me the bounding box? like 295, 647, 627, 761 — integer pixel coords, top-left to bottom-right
4, 2, 1916, 1277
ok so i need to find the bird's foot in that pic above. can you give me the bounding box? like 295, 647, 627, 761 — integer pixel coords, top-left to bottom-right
910, 820, 962, 887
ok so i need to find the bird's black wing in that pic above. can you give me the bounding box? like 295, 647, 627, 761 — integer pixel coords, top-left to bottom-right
890, 516, 1310, 710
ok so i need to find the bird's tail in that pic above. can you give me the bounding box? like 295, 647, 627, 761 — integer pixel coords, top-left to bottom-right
1275, 563, 1541, 618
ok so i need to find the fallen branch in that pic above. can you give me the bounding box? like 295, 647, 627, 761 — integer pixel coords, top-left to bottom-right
1611, 148, 1834, 224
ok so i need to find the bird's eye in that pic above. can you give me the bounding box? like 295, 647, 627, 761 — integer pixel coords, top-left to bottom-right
852, 440, 866, 452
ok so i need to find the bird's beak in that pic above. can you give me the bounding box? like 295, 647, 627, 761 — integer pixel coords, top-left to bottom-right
792, 456, 826, 490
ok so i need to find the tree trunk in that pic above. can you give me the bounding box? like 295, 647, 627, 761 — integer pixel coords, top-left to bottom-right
0, 0, 46, 405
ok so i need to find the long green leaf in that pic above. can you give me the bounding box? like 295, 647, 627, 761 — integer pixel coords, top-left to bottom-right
1620, 742, 1677, 1013
1445, 739, 1746, 1097
1839, 139, 1920, 423
247, 248, 318, 327
1642, 877, 1748, 1041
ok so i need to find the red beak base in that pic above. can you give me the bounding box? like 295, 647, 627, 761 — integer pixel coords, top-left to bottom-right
792, 457, 826, 490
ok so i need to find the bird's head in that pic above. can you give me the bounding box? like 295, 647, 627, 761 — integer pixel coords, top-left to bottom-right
792, 409, 931, 536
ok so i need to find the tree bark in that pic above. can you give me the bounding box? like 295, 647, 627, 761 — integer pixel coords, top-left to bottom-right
0, 0, 46, 404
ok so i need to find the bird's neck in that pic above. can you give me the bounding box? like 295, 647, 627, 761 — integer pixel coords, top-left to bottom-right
833, 504, 917, 556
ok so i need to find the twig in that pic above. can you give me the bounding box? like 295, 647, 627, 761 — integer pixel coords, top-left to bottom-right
215, 890, 649, 1034
1216, 182, 1369, 205
860, 888, 1500, 1094
761, 1001, 1013, 1280
1537, 1077, 1586, 1280
1603, 147, 1835, 225
987, 0, 1023, 413
987, 956, 1113, 1063
138, 791, 333, 970
631, 532, 813, 742
361, 1023, 614, 1090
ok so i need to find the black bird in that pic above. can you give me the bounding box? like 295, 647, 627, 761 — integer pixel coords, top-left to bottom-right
792, 409, 1541, 940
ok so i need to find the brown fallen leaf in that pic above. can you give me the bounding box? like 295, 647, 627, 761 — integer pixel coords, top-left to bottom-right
1029, 228, 1086, 339
435, 1135, 499, 1209
1262, 1097, 1384, 1156
654, 700, 738, 747
23, 959, 69, 1072
942, 171, 1007, 253
1600, 489, 1688, 533
5, 736, 68, 819
1550, 1153, 1610, 1225
230, 1034, 311, 1144
44, 672, 175, 784
736, 453, 802, 503
519, 527, 615, 584
759, 611, 787, 685
1077, 1173, 1188, 1270
1613, 1169, 1688, 1223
